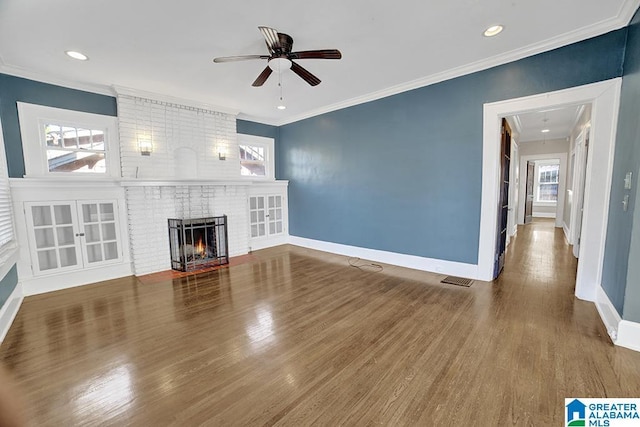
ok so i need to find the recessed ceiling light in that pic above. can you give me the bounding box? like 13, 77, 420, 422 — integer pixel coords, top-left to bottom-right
277, 105, 286, 110
541, 129, 550, 133
65, 50, 88, 61
483, 25, 504, 37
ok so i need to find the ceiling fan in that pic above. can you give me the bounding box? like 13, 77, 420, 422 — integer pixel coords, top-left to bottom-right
213, 26, 342, 87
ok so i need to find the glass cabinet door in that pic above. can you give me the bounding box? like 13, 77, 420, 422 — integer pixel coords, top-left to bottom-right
26, 202, 82, 274
267, 195, 283, 236
25, 200, 122, 275
249, 196, 266, 238
78, 201, 121, 265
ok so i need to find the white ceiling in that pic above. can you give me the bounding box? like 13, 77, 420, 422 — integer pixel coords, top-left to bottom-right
0, 0, 637, 125
510, 105, 585, 143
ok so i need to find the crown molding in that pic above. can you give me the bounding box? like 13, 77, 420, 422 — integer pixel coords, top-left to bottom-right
113, 85, 240, 116
273, 2, 639, 126
0, 63, 115, 97
619, 0, 640, 25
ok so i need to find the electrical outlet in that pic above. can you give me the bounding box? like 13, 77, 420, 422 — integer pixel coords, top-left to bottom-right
623, 194, 630, 212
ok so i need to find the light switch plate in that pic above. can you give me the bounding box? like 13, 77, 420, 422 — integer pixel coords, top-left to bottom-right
623, 194, 630, 212
625, 172, 633, 190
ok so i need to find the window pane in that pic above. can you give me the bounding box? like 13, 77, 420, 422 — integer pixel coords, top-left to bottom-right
47, 150, 106, 173
43, 123, 107, 174
538, 184, 558, 201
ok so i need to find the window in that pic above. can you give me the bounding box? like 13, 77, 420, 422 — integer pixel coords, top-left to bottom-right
45, 125, 106, 173
536, 163, 559, 202
240, 145, 266, 176
238, 135, 274, 180
17, 102, 120, 178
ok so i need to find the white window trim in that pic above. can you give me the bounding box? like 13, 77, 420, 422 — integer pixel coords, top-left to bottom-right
238, 134, 275, 181
534, 159, 560, 205
17, 102, 120, 179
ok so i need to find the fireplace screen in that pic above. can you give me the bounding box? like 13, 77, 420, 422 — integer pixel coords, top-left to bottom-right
168, 215, 229, 272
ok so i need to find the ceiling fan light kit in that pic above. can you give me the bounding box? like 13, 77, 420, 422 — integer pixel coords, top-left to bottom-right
213, 26, 342, 87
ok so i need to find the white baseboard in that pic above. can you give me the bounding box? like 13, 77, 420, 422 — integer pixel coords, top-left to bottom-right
0, 282, 23, 344
250, 234, 290, 252
595, 286, 640, 352
563, 223, 572, 245
532, 212, 556, 218
289, 236, 479, 279
22, 263, 132, 296
596, 286, 622, 342
617, 320, 640, 352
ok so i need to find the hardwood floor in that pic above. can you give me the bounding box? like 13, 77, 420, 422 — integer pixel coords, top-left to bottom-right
2, 219, 640, 425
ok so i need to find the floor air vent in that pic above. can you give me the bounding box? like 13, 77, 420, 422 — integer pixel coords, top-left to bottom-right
441, 276, 473, 287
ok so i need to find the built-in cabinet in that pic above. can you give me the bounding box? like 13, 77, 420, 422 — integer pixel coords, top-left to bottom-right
25, 200, 122, 275
9, 179, 132, 296
248, 182, 288, 251
249, 195, 283, 238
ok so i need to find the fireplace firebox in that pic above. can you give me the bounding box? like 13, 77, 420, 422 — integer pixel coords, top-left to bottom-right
168, 215, 229, 272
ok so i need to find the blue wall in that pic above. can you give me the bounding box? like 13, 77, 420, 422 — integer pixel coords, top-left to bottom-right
278, 30, 626, 264
0, 265, 18, 309
0, 73, 117, 178
604, 8, 640, 320
237, 119, 278, 140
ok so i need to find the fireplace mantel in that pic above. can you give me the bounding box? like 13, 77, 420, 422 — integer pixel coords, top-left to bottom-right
119, 179, 289, 188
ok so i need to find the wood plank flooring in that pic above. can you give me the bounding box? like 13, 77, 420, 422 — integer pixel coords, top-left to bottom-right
2, 219, 640, 425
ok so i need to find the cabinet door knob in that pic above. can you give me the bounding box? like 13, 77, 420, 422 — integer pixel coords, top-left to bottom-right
75, 233, 85, 237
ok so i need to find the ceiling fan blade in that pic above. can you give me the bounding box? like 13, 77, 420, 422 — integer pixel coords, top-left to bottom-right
213, 55, 269, 63
252, 66, 273, 87
290, 49, 342, 60
290, 61, 321, 86
258, 26, 280, 53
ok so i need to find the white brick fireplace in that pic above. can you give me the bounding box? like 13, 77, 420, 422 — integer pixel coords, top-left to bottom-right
10, 89, 287, 296
116, 89, 285, 276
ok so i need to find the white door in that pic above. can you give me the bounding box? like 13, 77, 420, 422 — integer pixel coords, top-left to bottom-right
26, 202, 82, 274
572, 125, 590, 258
78, 201, 122, 265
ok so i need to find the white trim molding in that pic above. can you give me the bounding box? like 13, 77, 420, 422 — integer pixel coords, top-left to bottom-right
268, 3, 638, 127
618, 321, 640, 352
596, 286, 640, 352
289, 236, 479, 279
596, 285, 623, 342
480, 79, 622, 303
0, 282, 23, 344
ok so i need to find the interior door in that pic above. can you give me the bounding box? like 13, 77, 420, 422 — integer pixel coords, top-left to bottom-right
493, 118, 512, 279
524, 161, 535, 224
572, 126, 590, 258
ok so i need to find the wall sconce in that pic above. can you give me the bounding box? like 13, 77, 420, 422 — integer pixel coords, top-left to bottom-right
218, 146, 227, 161
138, 138, 153, 156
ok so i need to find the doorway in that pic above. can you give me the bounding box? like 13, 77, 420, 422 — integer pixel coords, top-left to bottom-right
478, 79, 622, 301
